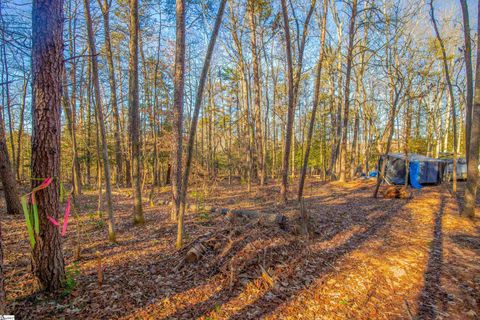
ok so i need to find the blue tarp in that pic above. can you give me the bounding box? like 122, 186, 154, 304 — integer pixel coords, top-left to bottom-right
409, 161, 422, 189
380, 153, 444, 186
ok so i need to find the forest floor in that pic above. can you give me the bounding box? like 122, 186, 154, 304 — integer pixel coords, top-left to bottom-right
2, 178, 480, 319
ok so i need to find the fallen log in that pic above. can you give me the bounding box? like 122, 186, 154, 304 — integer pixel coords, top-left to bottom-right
383, 186, 413, 199
185, 243, 207, 263
224, 209, 288, 230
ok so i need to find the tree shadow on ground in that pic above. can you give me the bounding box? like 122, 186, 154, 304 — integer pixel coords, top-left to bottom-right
158, 192, 409, 319
416, 195, 447, 319
9, 182, 409, 319
450, 227, 480, 255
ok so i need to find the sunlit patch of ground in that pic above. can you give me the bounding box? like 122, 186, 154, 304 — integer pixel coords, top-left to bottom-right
1, 178, 478, 319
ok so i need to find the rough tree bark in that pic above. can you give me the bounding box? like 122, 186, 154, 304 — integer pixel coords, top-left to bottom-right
463, 0, 480, 219
84, 0, 117, 241
31, 0, 65, 291
129, 0, 144, 224
0, 219, 4, 313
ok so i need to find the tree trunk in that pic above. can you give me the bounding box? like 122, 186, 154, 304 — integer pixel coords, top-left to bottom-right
31, 0, 65, 291
61, 67, 82, 196
178, 0, 227, 248
463, 0, 480, 219
84, 0, 117, 241
16, 74, 29, 180
248, 0, 265, 186
339, 0, 358, 182
460, 0, 474, 165
280, 0, 295, 203
0, 217, 4, 313
298, 0, 328, 201
128, 0, 144, 224
0, 7, 16, 176
173, 0, 186, 246
0, 102, 22, 215
429, 0, 458, 193
100, 0, 123, 187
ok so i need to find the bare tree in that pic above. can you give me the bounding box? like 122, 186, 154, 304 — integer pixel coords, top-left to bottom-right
178, 0, 227, 247
298, 0, 328, 200
280, 0, 295, 203
248, 0, 265, 185
99, 0, 123, 186
173, 0, 186, 246
84, 0, 117, 241
339, 0, 358, 182
429, 0, 458, 192
460, 0, 473, 165
129, 0, 144, 224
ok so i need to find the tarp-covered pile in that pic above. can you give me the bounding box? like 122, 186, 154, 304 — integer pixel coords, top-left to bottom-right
442, 158, 468, 180
379, 153, 444, 188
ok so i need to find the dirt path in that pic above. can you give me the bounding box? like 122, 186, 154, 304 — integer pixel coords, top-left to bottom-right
2, 180, 479, 319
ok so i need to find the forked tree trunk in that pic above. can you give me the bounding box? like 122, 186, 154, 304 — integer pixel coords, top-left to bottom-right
429, 0, 458, 193
129, 0, 144, 224
463, 0, 480, 219
84, 0, 117, 241
31, 0, 65, 291
298, 0, 328, 201
178, 0, 227, 248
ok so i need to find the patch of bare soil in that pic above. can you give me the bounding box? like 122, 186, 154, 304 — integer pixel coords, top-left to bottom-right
1, 179, 479, 319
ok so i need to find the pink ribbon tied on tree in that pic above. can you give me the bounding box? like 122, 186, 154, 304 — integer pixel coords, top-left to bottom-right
47, 195, 71, 236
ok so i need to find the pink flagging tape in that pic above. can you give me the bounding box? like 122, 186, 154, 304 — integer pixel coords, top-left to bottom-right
47, 215, 60, 226
61, 196, 71, 236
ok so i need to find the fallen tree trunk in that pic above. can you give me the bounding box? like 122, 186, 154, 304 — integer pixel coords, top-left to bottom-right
224, 209, 288, 230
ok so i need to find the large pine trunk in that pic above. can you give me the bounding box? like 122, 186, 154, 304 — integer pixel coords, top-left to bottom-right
463, 0, 480, 219
31, 0, 65, 291
0, 217, 5, 313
